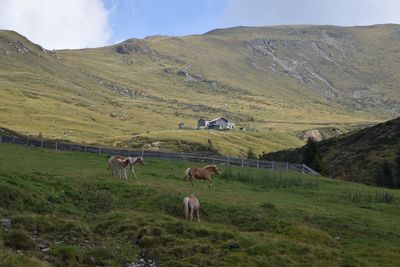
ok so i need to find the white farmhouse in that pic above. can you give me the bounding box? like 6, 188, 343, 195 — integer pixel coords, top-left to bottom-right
197, 117, 235, 130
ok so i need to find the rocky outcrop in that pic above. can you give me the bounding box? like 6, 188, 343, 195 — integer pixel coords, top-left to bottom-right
115, 39, 160, 60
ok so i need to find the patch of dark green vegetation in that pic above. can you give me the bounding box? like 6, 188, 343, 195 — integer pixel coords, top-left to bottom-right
220, 167, 319, 190
347, 191, 395, 204
261, 117, 400, 188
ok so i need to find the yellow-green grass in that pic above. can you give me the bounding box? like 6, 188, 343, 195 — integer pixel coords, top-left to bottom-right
1, 25, 398, 155
124, 129, 303, 156
0, 144, 399, 266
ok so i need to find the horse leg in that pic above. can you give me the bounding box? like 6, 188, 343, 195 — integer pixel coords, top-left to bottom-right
207, 177, 212, 188
196, 209, 200, 222
189, 175, 194, 186
190, 208, 193, 222
112, 166, 117, 176
131, 167, 138, 179
124, 169, 128, 180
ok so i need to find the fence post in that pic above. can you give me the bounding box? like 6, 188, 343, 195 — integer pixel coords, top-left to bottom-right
286, 162, 289, 172
0, 135, 2, 144
40, 139, 43, 148
241, 158, 244, 167
302, 164, 305, 174
55, 142, 58, 150
98, 147, 102, 155
26, 136, 29, 146
272, 161, 275, 171
184, 153, 187, 162
256, 159, 259, 169
84, 146, 87, 153
141, 150, 144, 158
13, 136, 15, 144
227, 156, 230, 166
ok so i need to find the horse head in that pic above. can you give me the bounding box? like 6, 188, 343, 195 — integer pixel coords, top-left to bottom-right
206, 165, 219, 175
136, 157, 146, 165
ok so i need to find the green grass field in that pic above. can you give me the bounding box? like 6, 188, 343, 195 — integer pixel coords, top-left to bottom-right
0, 144, 399, 266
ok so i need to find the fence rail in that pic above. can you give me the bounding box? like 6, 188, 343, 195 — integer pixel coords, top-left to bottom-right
0, 134, 319, 175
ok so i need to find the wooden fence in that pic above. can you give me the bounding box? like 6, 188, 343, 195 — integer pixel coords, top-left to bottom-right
0, 134, 319, 175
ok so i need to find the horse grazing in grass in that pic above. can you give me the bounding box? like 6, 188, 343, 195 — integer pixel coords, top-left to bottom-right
107, 155, 145, 179
183, 194, 200, 222
184, 165, 219, 188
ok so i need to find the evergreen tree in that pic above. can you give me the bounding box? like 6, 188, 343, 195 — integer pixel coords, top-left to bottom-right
394, 149, 400, 188
376, 161, 395, 188
302, 137, 328, 175
302, 137, 316, 167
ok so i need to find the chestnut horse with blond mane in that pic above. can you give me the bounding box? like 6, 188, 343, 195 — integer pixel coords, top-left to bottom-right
184, 165, 219, 188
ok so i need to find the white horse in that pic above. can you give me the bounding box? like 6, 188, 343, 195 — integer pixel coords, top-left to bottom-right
183, 194, 200, 222
107, 155, 145, 179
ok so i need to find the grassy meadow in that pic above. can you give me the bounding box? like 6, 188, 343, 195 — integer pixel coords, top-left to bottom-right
0, 144, 399, 266
1, 25, 397, 157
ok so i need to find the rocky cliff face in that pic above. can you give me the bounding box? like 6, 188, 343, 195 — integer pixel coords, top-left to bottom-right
243, 26, 400, 112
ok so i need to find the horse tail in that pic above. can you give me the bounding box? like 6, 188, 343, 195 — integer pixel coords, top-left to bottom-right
107, 157, 113, 169
183, 197, 190, 220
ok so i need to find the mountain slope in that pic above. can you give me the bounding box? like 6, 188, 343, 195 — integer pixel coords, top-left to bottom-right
1, 25, 400, 155
260, 117, 400, 185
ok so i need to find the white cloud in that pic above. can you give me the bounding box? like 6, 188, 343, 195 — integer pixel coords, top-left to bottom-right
0, 0, 111, 49
221, 0, 400, 28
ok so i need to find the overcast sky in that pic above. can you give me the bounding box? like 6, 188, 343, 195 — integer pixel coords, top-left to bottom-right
0, 0, 399, 49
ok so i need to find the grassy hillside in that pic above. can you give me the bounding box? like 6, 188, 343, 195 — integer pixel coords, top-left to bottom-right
0, 144, 400, 266
261, 117, 400, 186
2, 25, 399, 156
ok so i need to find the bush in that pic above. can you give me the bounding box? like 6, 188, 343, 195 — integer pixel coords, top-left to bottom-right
4, 230, 36, 250
247, 147, 257, 159
50, 245, 82, 264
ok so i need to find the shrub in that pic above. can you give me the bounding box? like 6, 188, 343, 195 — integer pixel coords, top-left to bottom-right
50, 245, 82, 264
4, 230, 36, 250
247, 147, 257, 159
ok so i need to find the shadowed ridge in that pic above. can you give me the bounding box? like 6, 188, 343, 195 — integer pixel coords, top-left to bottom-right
261, 117, 400, 186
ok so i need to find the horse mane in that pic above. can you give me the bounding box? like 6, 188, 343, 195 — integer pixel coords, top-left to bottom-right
204, 165, 217, 169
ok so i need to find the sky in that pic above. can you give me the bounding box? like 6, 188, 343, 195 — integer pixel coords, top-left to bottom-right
0, 0, 400, 49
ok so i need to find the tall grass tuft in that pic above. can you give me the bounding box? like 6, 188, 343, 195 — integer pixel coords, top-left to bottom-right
348, 191, 395, 204
220, 168, 318, 189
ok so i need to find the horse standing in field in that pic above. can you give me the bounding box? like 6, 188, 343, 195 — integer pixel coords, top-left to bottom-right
184, 165, 219, 188
107, 155, 145, 179
183, 194, 200, 222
